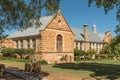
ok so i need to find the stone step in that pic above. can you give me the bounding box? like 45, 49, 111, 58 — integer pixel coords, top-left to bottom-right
5, 67, 42, 80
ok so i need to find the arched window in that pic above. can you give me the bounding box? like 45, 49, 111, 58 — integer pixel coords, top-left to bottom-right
32, 39, 36, 49
57, 34, 62, 52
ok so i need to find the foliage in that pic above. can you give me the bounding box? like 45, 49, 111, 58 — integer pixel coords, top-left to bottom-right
1, 48, 15, 56
38, 60, 48, 65
74, 49, 86, 61
86, 49, 96, 55
100, 44, 111, 54
74, 56, 81, 61
74, 49, 86, 56
15, 48, 34, 55
0, 0, 60, 35
95, 54, 108, 59
60, 56, 66, 61
1, 48, 34, 58
100, 35, 120, 58
115, 25, 120, 35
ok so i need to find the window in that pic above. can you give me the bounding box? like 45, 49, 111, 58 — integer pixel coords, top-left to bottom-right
32, 39, 36, 49
27, 39, 30, 48
20, 40, 23, 48
57, 35, 62, 52
90, 43, 92, 50
58, 20, 61, 28
76, 42, 78, 49
80, 42, 82, 50
16, 40, 18, 48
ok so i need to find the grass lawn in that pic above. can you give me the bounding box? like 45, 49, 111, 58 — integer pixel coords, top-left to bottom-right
0, 58, 120, 80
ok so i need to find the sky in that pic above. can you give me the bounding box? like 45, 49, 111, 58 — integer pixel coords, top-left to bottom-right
4, 0, 118, 36
58, 0, 118, 36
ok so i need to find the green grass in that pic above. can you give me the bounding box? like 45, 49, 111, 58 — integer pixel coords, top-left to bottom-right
0, 57, 29, 62
1, 58, 120, 80
52, 59, 120, 80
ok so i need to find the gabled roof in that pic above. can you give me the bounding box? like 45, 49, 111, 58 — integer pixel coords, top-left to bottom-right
7, 15, 54, 38
7, 14, 104, 43
71, 28, 84, 41
97, 33, 105, 41
71, 28, 103, 43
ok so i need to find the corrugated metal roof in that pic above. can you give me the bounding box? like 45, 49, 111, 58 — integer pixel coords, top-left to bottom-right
7, 15, 104, 43
88, 31, 103, 42
97, 33, 105, 41
7, 15, 54, 38
71, 28, 103, 42
71, 28, 84, 41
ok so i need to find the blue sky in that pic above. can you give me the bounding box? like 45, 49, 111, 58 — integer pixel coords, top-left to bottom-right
5, 0, 118, 36
59, 0, 118, 36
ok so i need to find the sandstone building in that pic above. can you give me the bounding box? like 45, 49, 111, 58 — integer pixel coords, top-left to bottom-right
5, 12, 112, 63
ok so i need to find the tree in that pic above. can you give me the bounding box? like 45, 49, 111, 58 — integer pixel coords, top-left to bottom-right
0, 0, 60, 35
100, 35, 120, 59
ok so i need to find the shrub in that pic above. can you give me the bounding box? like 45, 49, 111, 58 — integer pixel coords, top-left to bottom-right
74, 49, 86, 56
60, 56, 66, 61
86, 49, 96, 55
74, 49, 86, 61
85, 49, 96, 59
95, 54, 108, 59
74, 56, 81, 61
15, 48, 34, 59
1, 48, 34, 58
38, 60, 48, 65
0, 53, 3, 57
1, 48, 15, 57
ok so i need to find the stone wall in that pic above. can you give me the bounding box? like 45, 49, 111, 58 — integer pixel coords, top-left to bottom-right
104, 30, 112, 43
0, 39, 12, 48
40, 29, 74, 53
33, 52, 74, 64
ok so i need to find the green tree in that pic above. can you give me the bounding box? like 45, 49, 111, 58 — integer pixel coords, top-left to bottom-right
89, 0, 120, 59
100, 35, 120, 59
0, 0, 60, 35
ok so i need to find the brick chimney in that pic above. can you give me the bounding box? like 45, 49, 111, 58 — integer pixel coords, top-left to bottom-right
92, 24, 97, 33
83, 24, 89, 41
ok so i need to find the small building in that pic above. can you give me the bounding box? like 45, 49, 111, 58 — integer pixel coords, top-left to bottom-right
6, 11, 112, 63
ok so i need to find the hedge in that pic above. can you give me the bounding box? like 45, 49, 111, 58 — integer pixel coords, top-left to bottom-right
1, 48, 34, 57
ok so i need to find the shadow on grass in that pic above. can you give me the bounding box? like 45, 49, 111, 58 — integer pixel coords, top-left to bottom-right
53, 62, 120, 80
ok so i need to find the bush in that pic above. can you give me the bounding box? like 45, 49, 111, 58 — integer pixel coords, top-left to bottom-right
74, 56, 81, 61
74, 49, 86, 61
38, 60, 48, 65
1, 48, 15, 57
95, 54, 108, 59
0, 53, 3, 57
86, 49, 96, 55
1, 48, 34, 58
60, 56, 66, 61
74, 49, 86, 56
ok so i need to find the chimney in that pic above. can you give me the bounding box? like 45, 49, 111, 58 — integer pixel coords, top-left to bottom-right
83, 24, 88, 41
92, 24, 97, 33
